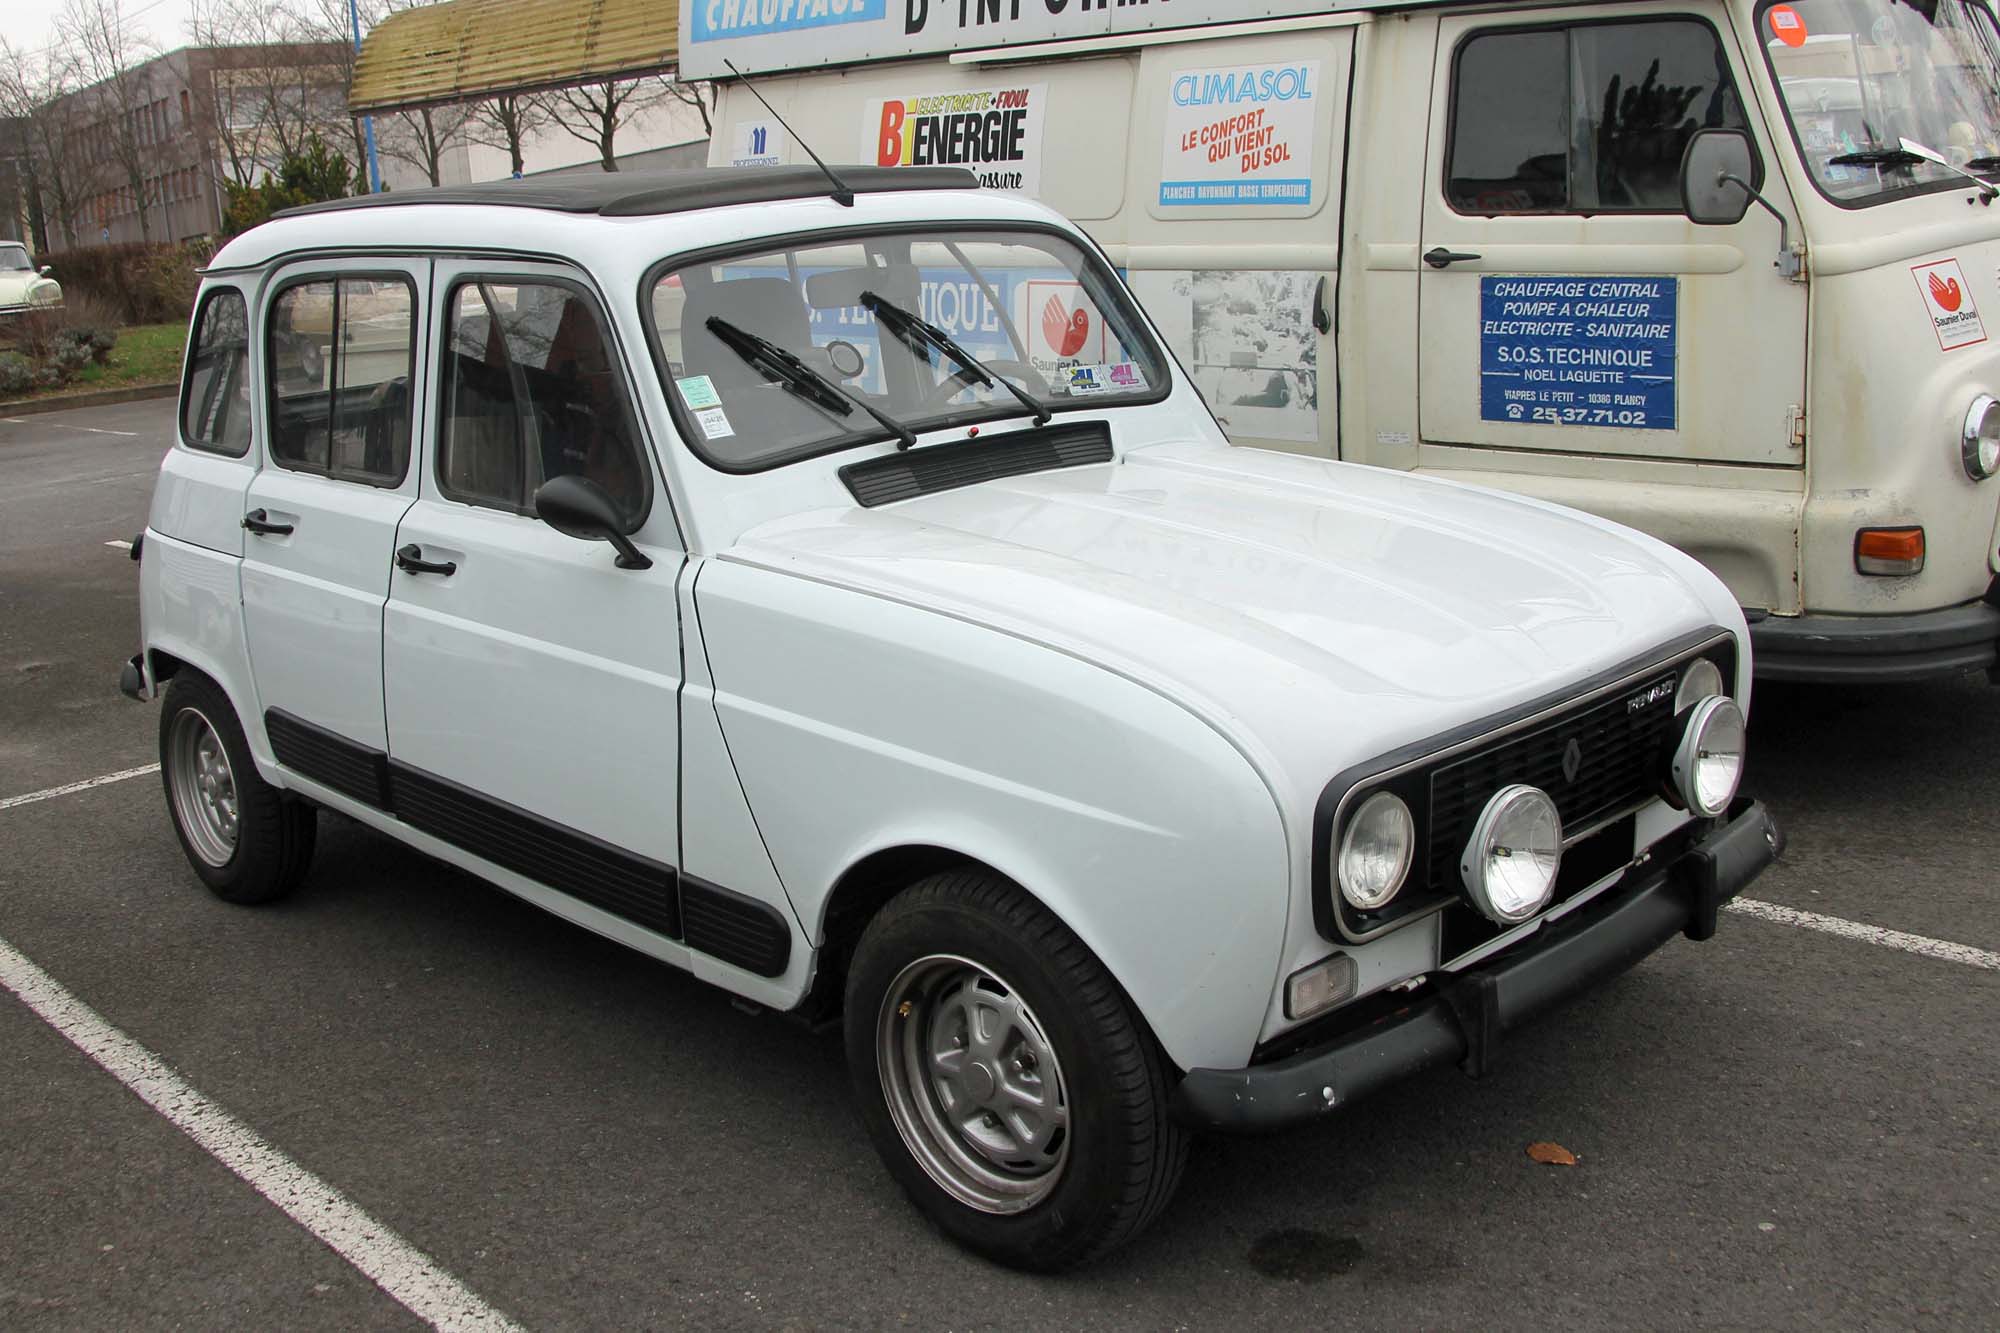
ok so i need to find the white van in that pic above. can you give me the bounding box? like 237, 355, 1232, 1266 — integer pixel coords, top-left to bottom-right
689, 0, 2000, 683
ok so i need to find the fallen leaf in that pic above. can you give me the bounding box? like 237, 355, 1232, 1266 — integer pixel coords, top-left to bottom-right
1526, 1141, 1579, 1166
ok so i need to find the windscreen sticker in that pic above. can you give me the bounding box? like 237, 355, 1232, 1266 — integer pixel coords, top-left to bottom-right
1912, 259, 1986, 351
1480, 277, 1677, 430
1768, 5, 1808, 48
694, 406, 735, 439
676, 374, 722, 409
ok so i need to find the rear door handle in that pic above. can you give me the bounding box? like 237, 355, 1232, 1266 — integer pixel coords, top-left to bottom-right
1311, 275, 1332, 334
395, 543, 457, 577
1423, 247, 1482, 269
242, 508, 293, 536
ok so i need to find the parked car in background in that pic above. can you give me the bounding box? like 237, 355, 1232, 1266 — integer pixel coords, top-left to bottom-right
0, 241, 62, 315
123, 166, 1777, 1270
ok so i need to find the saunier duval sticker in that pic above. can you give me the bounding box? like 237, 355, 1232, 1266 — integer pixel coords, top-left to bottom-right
1480, 277, 1678, 430
864, 84, 1046, 193
1912, 258, 1986, 351
1159, 61, 1319, 207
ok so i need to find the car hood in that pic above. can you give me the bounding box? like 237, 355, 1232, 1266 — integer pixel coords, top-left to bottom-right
723, 441, 1740, 802
0, 271, 54, 304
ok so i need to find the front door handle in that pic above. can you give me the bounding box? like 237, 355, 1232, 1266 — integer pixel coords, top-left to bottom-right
1423, 247, 1482, 269
395, 543, 457, 577
242, 508, 294, 536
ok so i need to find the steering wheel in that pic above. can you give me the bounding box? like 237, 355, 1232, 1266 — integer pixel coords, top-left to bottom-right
917, 358, 1052, 413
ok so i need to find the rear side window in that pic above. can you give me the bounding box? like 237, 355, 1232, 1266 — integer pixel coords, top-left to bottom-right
1447, 19, 1755, 214
437, 280, 649, 528
265, 276, 415, 486
182, 288, 251, 456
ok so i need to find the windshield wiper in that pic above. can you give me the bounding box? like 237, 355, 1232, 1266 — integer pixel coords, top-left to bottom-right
704, 316, 917, 449
1963, 156, 2000, 173
1826, 147, 1926, 168
860, 291, 1053, 427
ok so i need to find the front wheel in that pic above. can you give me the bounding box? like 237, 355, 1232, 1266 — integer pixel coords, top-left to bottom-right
844, 871, 1189, 1270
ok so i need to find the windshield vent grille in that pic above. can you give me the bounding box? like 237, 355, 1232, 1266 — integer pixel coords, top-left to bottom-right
840, 421, 1113, 508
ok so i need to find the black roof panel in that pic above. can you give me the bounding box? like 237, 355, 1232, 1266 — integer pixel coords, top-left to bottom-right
275, 166, 980, 220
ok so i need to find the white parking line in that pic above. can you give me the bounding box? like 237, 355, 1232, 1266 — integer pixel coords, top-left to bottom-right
105, 539, 132, 550
1727, 898, 2000, 971
0, 765, 160, 812
0, 935, 526, 1333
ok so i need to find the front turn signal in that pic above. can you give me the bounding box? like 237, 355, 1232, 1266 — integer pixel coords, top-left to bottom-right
1854, 526, 1925, 576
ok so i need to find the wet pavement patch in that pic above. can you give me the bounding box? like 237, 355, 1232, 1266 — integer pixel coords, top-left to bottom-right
1247, 1228, 1365, 1281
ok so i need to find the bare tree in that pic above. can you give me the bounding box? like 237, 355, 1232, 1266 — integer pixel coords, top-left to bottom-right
0, 38, 86, 250
186, 0, 348, 190
378, 102, 474, 186
466, 93, 547, 179
655, 74, 714, 138
543, 78, 663, 173
59, 0, 161, 241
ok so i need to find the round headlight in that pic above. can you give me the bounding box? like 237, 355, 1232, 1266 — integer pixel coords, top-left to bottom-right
1459, 785, 1561, 925
1962, 394, 2000, 481
1675, 657, 1726, 714
1671, 695, 1745, 817
1338, 790, 1414, 911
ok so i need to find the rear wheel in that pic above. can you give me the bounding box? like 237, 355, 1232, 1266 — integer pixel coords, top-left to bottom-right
844, 870, 1189, 1270
159, 673, 315, 904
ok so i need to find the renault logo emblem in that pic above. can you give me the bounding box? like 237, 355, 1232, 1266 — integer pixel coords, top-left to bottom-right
1561, 737, 1583, 784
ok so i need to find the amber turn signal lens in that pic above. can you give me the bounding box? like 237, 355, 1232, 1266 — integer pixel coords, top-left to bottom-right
1854, 526, 1925, 576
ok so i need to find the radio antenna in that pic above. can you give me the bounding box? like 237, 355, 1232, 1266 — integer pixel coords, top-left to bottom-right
724, 58, 854, 207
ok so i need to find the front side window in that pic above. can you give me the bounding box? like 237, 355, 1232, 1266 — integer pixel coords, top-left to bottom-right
1760, 0, 2000, 205
437, 280, 649, 527
266, 276, 415, 485
182, 288, 252, 456
1448, 19, 1755, 214
648, 226, 1169, 472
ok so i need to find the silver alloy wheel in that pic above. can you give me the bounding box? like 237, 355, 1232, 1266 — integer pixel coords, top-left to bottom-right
167, 707, 239, 868
877, 953, 1071, 1215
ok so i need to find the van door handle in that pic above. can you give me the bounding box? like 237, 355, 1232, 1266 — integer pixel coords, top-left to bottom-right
395, 544, 457, 577
1311, 275, 1332, 334
1423, 247, 1482, 269
241, 508, 293, 536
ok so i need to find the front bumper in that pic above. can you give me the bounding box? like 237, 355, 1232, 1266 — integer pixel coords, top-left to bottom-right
1748, 600, 2000, 684
1170, 799, 1778, 1134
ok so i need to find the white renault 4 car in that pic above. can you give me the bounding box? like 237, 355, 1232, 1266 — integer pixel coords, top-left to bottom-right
124, 166, 1776, 1270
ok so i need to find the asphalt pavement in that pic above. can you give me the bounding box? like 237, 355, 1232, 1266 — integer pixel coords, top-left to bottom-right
2, 399, 1995, 1329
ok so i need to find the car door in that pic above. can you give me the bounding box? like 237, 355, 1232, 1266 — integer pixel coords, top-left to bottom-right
240, 259, 426, 798
381, 262, 687, 941
1417, 5, 1807, 466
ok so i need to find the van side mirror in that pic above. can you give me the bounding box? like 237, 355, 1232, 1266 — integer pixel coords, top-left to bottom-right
532, 474, 653, 570
1681, 129, 1754, 225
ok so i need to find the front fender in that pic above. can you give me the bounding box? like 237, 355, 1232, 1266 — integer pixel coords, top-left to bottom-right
694, 558, 1291, 1072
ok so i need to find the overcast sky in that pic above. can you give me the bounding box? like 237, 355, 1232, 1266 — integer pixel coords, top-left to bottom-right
11, 0, 207, 62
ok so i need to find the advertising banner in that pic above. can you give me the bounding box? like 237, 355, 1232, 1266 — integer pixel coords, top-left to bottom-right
1478, 276, 1678, 431
1158, 62, 1318, 207
680, 0, 1367, 79
862, 84, 1046, 194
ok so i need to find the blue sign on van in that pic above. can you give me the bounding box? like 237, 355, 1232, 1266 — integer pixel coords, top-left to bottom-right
688, 0, 886, 42
1479, 277, 1676, 430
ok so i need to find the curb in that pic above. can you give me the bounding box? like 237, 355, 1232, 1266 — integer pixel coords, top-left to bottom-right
0, 381, 178, 418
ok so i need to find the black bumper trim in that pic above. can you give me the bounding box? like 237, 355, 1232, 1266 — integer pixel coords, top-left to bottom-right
1170, 799, 1778, 1134
1749, 602, 2000, 684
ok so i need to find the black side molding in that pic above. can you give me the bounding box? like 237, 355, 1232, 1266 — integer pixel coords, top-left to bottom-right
265, 709, 392, 808
682, 875, 792, 977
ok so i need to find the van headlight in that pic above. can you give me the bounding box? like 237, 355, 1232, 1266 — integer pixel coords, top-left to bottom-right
1675, 656, 1726, 713
1963, 394, 2000, 481
1671, 695, 1745, 817
1337, 790, 1414, 910
1459, 785, 1561, 925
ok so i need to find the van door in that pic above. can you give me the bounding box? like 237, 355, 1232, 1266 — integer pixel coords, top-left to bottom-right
1417, 7, 1805, 466
381, 262, 687, 942
240, 259, 425, 795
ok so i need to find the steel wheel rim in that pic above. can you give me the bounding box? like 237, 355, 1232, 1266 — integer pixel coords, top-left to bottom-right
167, 708, 238, 867
877, 953, 1071, 1215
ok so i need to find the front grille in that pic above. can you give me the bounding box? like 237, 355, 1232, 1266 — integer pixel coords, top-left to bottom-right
1423, 668, 1677, 897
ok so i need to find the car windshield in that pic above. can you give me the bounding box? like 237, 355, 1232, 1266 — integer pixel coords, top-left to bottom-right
649, 227, 1166, 470
0, 245, 31, 272
1762, 0, 2000, 203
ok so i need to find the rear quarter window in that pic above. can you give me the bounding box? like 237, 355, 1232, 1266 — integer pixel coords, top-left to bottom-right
181, 288, 252, 456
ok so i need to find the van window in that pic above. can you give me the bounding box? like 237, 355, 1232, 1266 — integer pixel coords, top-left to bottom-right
438, 280, 648, 527
265, 276, 415, 486
182, 288, 251, 456
1448, 19, 1754, 214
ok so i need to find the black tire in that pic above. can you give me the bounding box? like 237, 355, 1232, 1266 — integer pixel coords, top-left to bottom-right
158, 672, 315, 904
844, 870, 1189, 1270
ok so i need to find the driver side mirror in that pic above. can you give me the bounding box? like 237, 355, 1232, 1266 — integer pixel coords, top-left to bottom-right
1681, 129, 1755, 226
532, 474, 653, 570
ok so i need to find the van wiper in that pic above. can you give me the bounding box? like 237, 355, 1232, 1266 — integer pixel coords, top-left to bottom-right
704, 316, 917, 449
1964, 156, 2000, 173
1826, 147, 1925, 168
860, 291, 1052, 427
